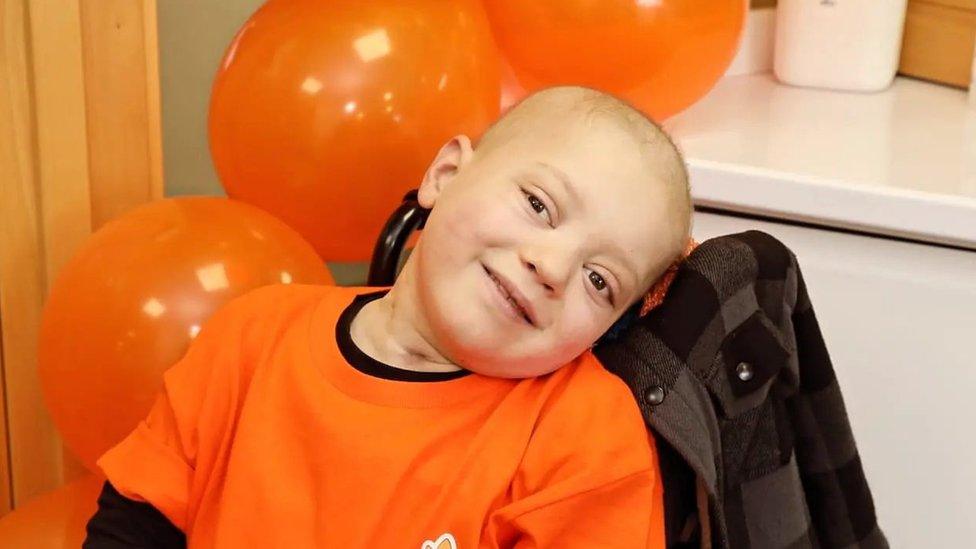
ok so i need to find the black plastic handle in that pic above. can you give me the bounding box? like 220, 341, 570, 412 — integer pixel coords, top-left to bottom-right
366, 189, 430, 287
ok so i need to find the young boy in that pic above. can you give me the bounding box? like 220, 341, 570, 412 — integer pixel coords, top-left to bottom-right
85, 86, 693, 548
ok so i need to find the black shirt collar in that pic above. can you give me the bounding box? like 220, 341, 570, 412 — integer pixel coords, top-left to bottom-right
335, 289, 470, 383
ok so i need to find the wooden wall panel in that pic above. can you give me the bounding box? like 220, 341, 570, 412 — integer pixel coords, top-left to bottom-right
81, 0, 164, 230
144, 0, 164, 203
1, 0, 93, 507
0, 0, 35, 515
1, 0, 163, 509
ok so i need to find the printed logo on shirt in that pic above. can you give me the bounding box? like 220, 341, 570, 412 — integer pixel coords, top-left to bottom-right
421, 532, 457, 549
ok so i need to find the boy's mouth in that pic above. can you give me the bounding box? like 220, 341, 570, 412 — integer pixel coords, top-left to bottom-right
483, 265, 535, 327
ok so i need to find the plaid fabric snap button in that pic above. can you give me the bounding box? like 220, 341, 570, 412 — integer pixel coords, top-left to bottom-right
644, 385, 665, 406
736, 361, 754, 382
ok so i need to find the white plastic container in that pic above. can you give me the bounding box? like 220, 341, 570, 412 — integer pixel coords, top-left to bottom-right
774, 0, 908, 92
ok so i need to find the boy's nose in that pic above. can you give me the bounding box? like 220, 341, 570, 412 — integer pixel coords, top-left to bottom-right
522, 248, 572, 296
525, 261, 555, 293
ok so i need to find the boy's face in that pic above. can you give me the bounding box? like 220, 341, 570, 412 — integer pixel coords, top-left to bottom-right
413, 118, 681, 378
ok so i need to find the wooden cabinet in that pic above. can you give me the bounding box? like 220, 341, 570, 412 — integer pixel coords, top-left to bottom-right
899, 0, 976, 87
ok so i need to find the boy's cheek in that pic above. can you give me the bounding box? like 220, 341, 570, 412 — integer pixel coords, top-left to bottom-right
464, 212, 522, 250
439, 199, 502, 242
552, 306, 605, 353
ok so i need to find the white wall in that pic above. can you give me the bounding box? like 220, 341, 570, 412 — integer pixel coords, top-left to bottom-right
157, 0, 263, 197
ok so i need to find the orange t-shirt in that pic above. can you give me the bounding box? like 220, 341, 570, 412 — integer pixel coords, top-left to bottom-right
97, 283, 665, 548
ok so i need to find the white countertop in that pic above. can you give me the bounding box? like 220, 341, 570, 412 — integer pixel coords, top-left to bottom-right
665, 73, 976, 250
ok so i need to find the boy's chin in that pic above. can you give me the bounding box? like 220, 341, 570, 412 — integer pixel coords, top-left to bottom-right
470, 346, 591, 379
461, 358, 559, 379
446, 340, 569, 379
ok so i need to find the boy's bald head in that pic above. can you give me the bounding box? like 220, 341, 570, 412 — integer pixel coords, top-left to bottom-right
476, 86, 693, 285
408, 86, 694, 375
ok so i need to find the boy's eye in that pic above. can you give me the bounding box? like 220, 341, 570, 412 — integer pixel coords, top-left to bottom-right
587, 270, 615, 305
523, 190, 553, 226
588, 270, 606, 290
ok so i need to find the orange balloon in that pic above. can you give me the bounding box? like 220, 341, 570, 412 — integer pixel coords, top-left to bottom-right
209, 0, 502, 261
482, 0, 746, 120
499, 57, 526, 112
0, 474, 102, 548
39, 197, 332, 472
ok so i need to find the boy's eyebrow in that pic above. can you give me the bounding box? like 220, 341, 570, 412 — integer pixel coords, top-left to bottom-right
536, 162, 582, 211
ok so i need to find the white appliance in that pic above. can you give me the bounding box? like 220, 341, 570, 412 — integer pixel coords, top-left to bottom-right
774, 0, 908, 92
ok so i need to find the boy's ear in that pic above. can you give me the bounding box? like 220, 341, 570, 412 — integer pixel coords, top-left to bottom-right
417, 135, 473, 209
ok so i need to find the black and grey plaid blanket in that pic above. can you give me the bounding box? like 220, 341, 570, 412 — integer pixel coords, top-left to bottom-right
595, 230, 887, 549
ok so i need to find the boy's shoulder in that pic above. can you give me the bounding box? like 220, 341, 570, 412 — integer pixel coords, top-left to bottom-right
214, 283, 388, 331
544, 351, 644, 425
516, 351, 654, 492
228, 282, 378, 317
521, 351, 647, 445
215, 283, 319, 323
203, 283, 356, 341
234, 281, 349, 303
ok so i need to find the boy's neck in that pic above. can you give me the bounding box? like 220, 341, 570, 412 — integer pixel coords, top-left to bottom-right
349, 256, 463, 375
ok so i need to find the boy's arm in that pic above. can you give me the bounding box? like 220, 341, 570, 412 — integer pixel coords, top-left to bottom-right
83, 481, 186, 548
91, 287, 275, 536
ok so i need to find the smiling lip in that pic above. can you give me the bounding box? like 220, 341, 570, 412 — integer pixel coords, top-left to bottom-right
482, 264, 537, 327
